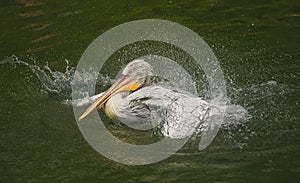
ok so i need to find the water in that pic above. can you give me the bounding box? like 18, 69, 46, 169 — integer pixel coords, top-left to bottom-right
1, 0, 299, 182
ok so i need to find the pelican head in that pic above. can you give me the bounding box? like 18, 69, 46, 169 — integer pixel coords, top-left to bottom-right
78, 59, 153, 121
122, 59, 153, 84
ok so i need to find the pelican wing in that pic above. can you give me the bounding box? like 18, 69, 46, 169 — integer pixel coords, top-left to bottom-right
127, 86, 211, 138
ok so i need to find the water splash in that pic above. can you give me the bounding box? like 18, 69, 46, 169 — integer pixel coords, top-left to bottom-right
0, 55, 74, 97
0, 55, 111, 102
1, 55, 251, 147
0, 55, 249, 120
213, 79, 289, 150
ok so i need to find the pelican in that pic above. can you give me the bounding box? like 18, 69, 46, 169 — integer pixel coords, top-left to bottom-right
78, 59, 213, 139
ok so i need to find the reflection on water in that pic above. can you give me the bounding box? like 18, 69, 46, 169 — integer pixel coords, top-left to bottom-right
0, 0, 299, 182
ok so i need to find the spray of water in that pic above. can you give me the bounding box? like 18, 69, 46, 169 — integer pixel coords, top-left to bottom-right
0, 55, 111, 103
1, 55, 253, 149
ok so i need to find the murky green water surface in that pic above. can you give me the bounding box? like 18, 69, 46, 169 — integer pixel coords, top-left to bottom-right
0, 0, 299, 182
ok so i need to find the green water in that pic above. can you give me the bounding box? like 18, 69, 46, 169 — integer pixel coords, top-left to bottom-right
0, 0, 299, 182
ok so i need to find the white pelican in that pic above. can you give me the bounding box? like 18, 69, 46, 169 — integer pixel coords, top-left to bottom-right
78, 59, 213, 139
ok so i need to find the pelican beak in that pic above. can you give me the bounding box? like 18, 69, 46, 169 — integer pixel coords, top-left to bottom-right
78, 75, 141, 122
